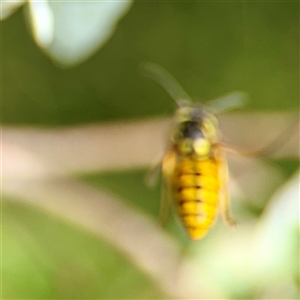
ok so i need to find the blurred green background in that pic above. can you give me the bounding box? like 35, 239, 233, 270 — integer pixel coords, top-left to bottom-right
2, 1, 299, 299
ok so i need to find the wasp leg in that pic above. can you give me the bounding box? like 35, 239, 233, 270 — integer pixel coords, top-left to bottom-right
158, 149, 178, 227
216, 149, 237, 227
220, 190, 237, 227
145, 160, 162, 188
158, 181, 172, 227
145, 159, 171, 227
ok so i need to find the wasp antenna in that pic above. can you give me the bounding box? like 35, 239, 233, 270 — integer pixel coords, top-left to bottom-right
206, 91, 249, 114
139, 62, 191, 106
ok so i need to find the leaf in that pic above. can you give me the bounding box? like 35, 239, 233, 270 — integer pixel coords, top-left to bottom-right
253, 171, 299, 278
27, 0, 54, 48
26, 0, 133, 67
0, 0, 25, 20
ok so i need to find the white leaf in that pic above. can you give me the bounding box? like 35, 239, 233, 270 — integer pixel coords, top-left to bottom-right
28, 0, 54, 47
253, 171, 300, 280
1, 0, 25, 20
26, 0, 133, 66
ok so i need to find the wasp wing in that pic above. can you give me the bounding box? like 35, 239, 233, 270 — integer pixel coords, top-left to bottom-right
157, 149, 178, 227
206, 91, 249, 115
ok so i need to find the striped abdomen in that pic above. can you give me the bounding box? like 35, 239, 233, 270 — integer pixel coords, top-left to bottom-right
172, 157, 220, 240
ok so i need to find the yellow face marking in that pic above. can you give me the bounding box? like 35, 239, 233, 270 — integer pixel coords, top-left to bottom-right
179, 138, 194, 155
193, 138, 211, 157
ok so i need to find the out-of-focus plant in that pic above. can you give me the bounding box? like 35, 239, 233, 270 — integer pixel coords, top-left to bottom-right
1, 0, 133, 66
2, 1, 299, 299
1, 0, 25, 19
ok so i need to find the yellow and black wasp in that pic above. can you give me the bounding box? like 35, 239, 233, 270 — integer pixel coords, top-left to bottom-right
140, 62, 249, 241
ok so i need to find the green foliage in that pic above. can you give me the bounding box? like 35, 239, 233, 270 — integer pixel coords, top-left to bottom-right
2, 2, 299, 125
2, 2, 299, 299
2, 200, 166, 299
81, 169, 161, 218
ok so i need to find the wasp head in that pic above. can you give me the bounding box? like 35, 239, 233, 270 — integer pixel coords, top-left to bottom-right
172, 103, 219, 157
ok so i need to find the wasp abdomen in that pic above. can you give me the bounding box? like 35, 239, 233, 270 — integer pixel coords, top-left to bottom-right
173, 157, 220, 240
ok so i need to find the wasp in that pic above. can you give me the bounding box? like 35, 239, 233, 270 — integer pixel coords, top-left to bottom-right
140, 62, 249, 241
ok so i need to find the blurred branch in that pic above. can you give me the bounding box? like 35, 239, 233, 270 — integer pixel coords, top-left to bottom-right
3, 112, 299, 180
3, 174, 215, 298
2, 176, 178, 297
